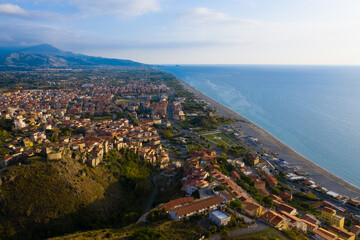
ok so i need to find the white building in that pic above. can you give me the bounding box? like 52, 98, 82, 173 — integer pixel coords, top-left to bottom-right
209, 210, 231, 226
14, 118, 27, 129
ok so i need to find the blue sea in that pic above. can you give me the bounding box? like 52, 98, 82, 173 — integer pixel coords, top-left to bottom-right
158, 65, 360, 188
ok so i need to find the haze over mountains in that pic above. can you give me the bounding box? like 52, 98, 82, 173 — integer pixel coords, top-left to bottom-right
0, 44, 145, 69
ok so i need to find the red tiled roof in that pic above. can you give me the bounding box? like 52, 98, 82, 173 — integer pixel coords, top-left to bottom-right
160, 197, 194, 212
322, 206, 335, 214
278, 203, 296, 214
171, 196, 224, 217
313, 228, 338, 240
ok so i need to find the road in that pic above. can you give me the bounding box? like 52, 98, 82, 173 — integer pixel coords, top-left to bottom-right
145, 172, 161, 213
208, 221, 269, 240
137, 172, 162, 223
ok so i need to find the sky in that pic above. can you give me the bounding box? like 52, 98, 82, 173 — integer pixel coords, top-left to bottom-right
1, 0, 360, 64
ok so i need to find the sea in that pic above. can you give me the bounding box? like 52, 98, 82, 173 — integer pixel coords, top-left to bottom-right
158, 65, 360, 188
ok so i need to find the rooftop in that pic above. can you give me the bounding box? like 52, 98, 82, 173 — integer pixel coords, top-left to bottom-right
211, 210, 230, 220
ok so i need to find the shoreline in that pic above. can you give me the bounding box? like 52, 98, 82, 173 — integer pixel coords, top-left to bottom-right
178, 78, 360, 198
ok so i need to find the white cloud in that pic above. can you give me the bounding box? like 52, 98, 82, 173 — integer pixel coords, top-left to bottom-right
0, 3, 28, 17
180, 7, 230, 24
0, 23, 82, 48
71, 0, 161, 17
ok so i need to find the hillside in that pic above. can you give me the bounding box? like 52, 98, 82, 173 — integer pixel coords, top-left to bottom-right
50, 219, 208, 240
0, 149, 155, 239
0, 44, 146, 69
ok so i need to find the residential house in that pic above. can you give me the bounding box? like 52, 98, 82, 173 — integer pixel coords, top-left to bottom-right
209, 210, 231, 226
350, 225, 360, 236
301, 214, 321, 225
277, 203, 297, 216
313, 228, 338, 240
321, 207, 345, 228
262, 210, 289, 230
169, 195, 224, 220
159, 197, 194, 212
242, 201, 265, 218
328, 225, 355, 240
280, 211, 307, 232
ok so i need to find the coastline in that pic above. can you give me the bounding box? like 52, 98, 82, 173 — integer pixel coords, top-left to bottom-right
178, 78, 360, 198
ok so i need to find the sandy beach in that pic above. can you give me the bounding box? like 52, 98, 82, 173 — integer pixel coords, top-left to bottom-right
179, 79, 360, 198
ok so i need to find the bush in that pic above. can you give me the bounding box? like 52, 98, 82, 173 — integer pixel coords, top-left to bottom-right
131, 228, 161, 240
146, 209, 167, 222
230, 200, 242, 210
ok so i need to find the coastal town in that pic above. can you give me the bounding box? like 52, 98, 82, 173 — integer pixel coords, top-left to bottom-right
1, 68, 360, 240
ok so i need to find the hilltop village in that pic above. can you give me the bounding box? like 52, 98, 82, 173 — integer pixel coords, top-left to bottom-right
1, 69, 360, 240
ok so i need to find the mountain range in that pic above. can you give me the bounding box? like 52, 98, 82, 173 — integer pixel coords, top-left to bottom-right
0, 44, 146, 69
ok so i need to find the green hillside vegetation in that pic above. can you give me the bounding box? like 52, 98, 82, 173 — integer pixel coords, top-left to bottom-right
50, 219, 207, 240
0, 149, 155, 239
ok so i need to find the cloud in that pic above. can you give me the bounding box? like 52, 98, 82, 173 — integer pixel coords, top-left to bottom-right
0, 3, 28, 17
180, 7, 230, 24
8, 0, 161, 18
0, 23, 82, 48
71, 0, 161, 17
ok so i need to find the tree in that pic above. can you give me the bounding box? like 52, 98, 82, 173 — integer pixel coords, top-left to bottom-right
123, 212, 138, 225
263, 196, 273, 208
271, 187, 280, 195
146, 209, 166, 222
230, 200, 242, 210
191, 190, 200, 199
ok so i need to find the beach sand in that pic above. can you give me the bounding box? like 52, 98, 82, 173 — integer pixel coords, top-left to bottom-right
179, 79, 360, 198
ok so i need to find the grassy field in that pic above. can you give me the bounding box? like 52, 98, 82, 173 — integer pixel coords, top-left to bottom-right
203, 132, 237, 147
115, 99, 132, 104
51, 219, 208, 240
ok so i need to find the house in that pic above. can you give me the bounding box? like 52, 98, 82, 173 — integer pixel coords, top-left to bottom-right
247, 154, 259, 165
230, 170, 240, 179
280, 211, 307, 232
0, 155, 13, 168
217, 190, 235, 203
182, 181, 198, 196
329, 215, 345, 228
280, 191, 292, 200
209, 210, 231, 226
301, 214, 320, 225
23, 138, 33, 148
302, 219, 319, 232
262, 210, 289, 230
270, 194, 283, 202
254, 180, 266, 190
321, 207, 344, 228
277, 203, 297, 216
169, 195, 224, 220
265, 174, 278, 187
313, 228, 338, 240
45, 146, 64, 160
328, 225, 355, 240
254, 180, 269, 196
159, 197, 194, 212
350, 225, 360, 236
242, 201, 265, 218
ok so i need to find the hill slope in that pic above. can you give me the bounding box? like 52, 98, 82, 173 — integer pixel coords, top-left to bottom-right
0, 150, 154, 239
0, 44, 146, 69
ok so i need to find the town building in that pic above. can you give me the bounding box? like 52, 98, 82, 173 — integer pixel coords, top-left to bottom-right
313, 227, 338, 240
209, 210, 231, 226
242, 201, 265, 218
321, 207, 344, 228
328, 225, 355, 240
169, 196, 224, 220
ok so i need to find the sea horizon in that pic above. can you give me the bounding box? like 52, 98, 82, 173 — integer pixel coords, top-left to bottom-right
158, 64, 360, 189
